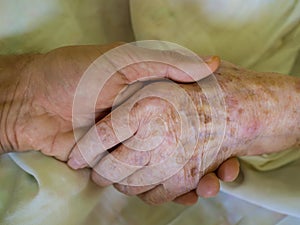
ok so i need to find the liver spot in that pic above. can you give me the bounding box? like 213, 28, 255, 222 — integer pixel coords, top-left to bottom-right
296, 80, 300, 93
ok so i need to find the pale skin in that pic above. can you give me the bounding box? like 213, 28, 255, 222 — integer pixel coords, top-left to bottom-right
0, 43, 239, 205
68, 60, 300, 205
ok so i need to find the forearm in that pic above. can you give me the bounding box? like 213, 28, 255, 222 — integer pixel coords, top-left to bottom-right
180, 61, 299, 162
214, 62, 300, 157
179, 61, 299, 173
0, 54, 36, 153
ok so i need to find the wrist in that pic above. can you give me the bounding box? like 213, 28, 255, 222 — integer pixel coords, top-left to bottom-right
216, 63, 300, 157
0, 54, 38, 153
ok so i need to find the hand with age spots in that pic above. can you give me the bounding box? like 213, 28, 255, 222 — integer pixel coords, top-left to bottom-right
68, 61, 300, 205
0, 42, 239, 205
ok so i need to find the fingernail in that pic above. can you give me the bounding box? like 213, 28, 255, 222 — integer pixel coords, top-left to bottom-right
204, 55, 220, 65
68, 157, 81, 169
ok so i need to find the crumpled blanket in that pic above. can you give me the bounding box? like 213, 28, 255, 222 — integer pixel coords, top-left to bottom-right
0, 0, 300, 224
0, 151, 298, 225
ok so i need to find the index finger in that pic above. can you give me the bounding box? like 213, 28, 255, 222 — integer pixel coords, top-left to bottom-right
68, 105, 139, 169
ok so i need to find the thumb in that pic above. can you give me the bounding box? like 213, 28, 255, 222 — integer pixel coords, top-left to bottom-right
94, 43, 220, 110
113, 43, 220, 83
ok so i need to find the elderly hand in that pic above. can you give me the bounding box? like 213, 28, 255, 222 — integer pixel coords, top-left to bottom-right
0, 42, 239, 204
68, 61, 300, 205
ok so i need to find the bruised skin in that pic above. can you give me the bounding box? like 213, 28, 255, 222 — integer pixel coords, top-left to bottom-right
76, 61, 300, 205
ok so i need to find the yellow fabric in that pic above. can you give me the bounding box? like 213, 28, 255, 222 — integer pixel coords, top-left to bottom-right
241, 148, 300, 171
221, 157, 300, 219
0, 0, 134, 54
130, 0, 300, 75
1, 152, 103, 225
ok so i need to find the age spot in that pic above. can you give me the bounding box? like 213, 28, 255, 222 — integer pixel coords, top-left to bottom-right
190, 167, 197, 177
204, 114, 212, 124
295, 80, 300, 93
238, 108, 244, 114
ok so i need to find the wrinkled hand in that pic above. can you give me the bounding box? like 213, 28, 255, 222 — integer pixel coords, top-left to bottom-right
14, 43, 216, 159
1, 42, 239, 204
68, 79, 240, 205
68, 59, 300, 205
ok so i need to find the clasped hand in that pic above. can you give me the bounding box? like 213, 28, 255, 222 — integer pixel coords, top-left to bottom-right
1, 43, 239, 205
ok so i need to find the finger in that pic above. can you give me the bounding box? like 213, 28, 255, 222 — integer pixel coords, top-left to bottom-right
68, 104, 139, 169
91, 171, 113, 187
138, 168, 197, 205
113, 183, 156, 196
138, 184, 170, 205
43, 131, 77, 161
111, 81, 144, 107
217, 158, 240, 182
196, 173, 220, 198
105, 134, 177, 195
173, 191, 198, 206
91, 143, 150, 186
103, 43, 220, 83
95, 54, 220, 112
119, 54, 220, 84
